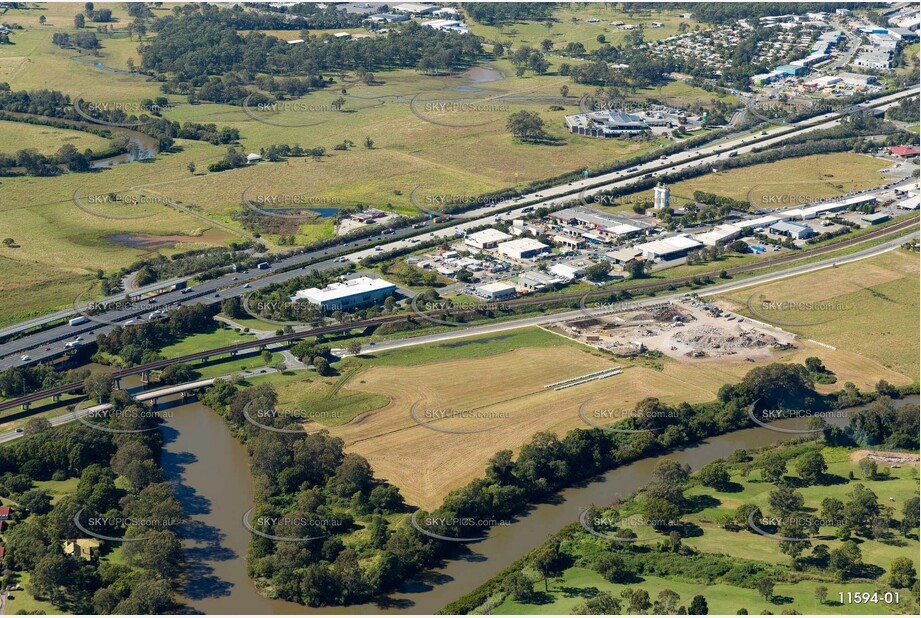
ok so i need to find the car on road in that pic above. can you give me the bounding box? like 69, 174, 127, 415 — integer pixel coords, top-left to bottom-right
16, 428, 24, 433
20, 355, 30, 361
243, 283, 251, 288
45, 346, 51, 351
375, 245, 383, 251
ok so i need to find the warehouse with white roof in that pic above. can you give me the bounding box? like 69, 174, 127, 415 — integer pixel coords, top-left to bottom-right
694, 224, 743, 247
465, 228, 512, 250
634, 235, 703, 259
497, 238, 549, 260
290, 276, 396, 311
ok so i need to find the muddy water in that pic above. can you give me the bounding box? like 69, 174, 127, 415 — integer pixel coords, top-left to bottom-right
110, 230, 233, 251
157, 395, 917, 614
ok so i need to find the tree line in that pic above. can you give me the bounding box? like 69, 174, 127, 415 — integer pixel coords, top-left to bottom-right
140, 7, 483, 91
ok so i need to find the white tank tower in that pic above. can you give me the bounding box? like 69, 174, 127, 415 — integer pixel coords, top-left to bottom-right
653, 184, 670, 210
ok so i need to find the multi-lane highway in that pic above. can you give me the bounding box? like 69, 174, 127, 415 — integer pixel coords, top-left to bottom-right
0, 87, 916, 373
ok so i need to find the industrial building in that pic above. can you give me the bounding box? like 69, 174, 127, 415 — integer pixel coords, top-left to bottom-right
838, 72, 877, 87
769, 221, 815, 240
516, 271, 562, 292
290, 276, 396, 311
497, 238, 550, 260
565, 111, 651, 137
550, 263, 584, 280
634, 235, 703, 260
739, 215, 782, 231
694, 223, 743, 246
551, 207, 649, 237
782, 194, 878, 220
775, 64, 808, 76
476, 281, 517, 300
861, 212, 891, 225
465, 228, 512, 250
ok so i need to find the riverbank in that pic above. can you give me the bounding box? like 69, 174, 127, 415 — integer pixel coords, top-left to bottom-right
158, 391, 917, 614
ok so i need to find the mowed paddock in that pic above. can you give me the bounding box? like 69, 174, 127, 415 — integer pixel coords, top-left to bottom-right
319, 329, 908, 510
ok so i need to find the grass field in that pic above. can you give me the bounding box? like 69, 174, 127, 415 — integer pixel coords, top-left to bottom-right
491, 567, 905, 615
488, 448, 919, 616
717, 248, 920, 381
465, 5, 697, 56
681, 451, 920, 572
0, 120, 112, 153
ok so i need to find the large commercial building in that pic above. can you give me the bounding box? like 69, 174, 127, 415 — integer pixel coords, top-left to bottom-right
497, 238, 550, 260
565, 111, 651, 137
476, 281, 517, 300
694, 223, 743, 247
551, 207, 649, 238
290, 276, 396, 311
465, 228, 512, 250
634, 235, 703, 259
769, 221, 815, 240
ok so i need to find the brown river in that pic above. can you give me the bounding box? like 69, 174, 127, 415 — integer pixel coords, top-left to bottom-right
154, 393, 916, 615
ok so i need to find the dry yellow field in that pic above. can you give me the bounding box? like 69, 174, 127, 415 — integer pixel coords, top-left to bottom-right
317, 325, 910, 509
325, 338, 889, 509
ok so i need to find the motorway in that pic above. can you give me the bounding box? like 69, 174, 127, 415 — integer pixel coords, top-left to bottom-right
2, 218, 915, 439
0, 87, 916, 373
0, 366, 287, 444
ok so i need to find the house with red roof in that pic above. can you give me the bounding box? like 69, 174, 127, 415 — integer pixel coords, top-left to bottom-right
888, 145, 920, 158
0, 506, 11, 520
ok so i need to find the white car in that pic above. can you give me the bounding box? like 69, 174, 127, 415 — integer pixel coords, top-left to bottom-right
20, 355, 30, 361
243, 283, 251, 288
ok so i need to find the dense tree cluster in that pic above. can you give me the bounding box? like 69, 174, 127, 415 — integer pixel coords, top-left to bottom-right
886, 96, 920, 123
0, 366, 89, 398
202, 381, 411, 606
0, 398, 183, 613
140, 7, 482, 90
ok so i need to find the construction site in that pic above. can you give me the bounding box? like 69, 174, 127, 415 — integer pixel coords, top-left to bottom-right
552, 298, 799, 362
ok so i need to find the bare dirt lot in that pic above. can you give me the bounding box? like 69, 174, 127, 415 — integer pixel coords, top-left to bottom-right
553, 301, 798, 362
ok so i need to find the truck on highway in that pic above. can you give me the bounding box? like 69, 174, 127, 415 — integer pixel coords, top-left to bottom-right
257, 262, 270, 269
69, 316, 89, 326
728, 151, 739, 157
